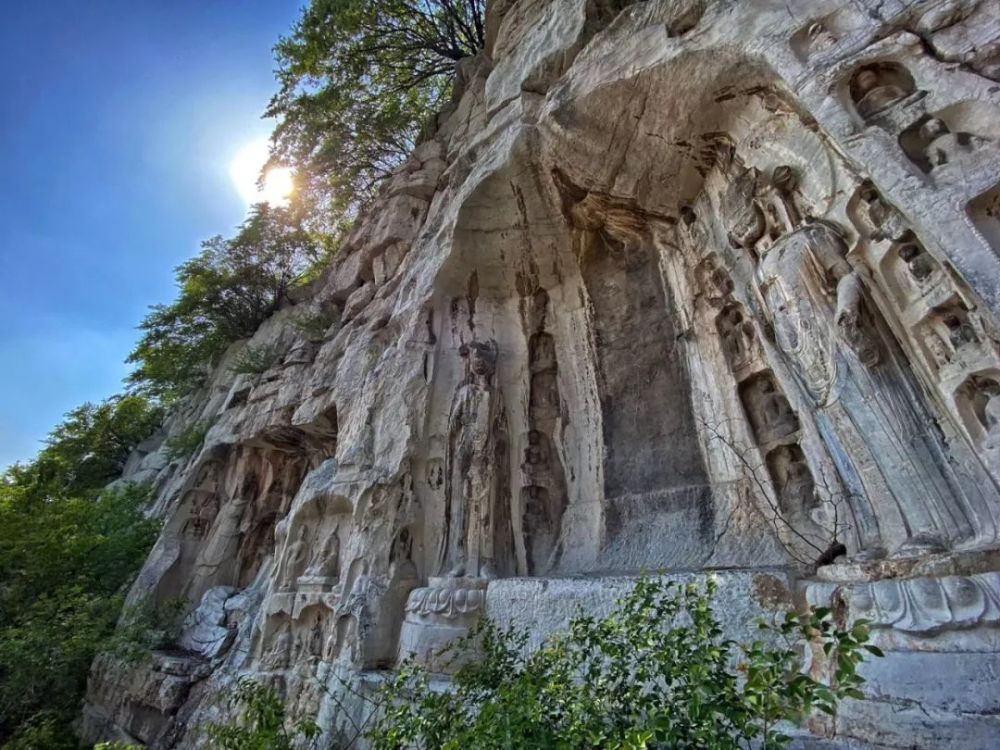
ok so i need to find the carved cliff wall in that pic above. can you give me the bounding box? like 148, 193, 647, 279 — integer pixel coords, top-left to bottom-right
83, 1, 1000, 747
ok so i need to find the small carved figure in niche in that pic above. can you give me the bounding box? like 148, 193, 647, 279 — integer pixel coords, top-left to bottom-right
739, 373, 799, 446
529, 331, 557, 370
308, 616, 324, 660
695, 256, 735, 307
724, 166, 801, 256
522, 430, 550, 479
264, 624, 292, 670
943, 312, 980, 350
522, 486, 552, 533
766, 445, 817, 517
849, 63, 916, 121
919, 118, 988, 169
897, 236, 936, 284
958, 375, 1000, 437
854, 182, 908, 243
724, 168, 767, 251
304, 529, 340, 580
439, 340, 512, 580
182, 495, 219, 539
717, 304, 756, 370
806, 21, 838, 54
277, 526, 310, 589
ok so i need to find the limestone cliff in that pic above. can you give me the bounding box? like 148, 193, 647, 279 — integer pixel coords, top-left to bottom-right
82, 1, 1000, 747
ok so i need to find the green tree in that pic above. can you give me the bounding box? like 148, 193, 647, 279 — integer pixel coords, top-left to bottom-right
268, 0, 486, 224
8, 394, 163, 498
208, 678, 320, 750
0, 397, 164, 748
127, 202, 322, 398
0, 482, 161, 748
371, 578, 879, 750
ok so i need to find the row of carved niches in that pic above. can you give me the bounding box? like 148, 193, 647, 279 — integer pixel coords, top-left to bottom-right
521, 288, 568, 576
160, 445, 311, 607
255, 496, 352, 673
717, 155, 1000, 557
792, 1, 1000, 82
842, 55, 998, 188
849, 180, 1000, 478
698, 250, 827, 559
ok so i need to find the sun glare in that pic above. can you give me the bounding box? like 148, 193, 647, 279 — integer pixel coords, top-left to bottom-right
229, 139, 293, 207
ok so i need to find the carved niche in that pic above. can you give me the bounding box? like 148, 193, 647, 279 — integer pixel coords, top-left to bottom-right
738, 371, 801, 448
724, 164, 984, 556
717, 303, 758, 373
848, 61, 922, 128
519, 289, 569, 575
899, 116, 992, 173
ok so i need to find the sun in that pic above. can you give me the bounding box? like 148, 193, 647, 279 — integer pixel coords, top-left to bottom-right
229, 139, 294, 207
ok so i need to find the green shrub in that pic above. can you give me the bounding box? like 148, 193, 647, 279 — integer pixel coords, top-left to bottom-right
128, 204, 321, 399
290, 308, 337, 342
165, 420, 213, 461
0, 483, 161, 747
208, 678, 320, 750
107, 597, 187, 664
229, 343, 284, 375
370, 577, 879, 750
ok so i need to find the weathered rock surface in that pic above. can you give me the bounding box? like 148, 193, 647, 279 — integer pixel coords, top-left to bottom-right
82, 0, 1000, 747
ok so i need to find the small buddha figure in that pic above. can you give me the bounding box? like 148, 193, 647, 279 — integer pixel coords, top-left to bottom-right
919, 118, 988, 169
852, 66, 912, 121
806, 21, 838, 56
897, 241, 936, 284
943, 313, 979, 350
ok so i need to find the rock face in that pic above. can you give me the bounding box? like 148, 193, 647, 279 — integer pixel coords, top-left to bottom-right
82, 1, 1000, 747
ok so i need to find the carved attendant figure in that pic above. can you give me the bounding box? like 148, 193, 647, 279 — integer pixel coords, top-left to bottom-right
277, 526, 310, 589
305, 528, 340, 580
749, 176, 976, 555
439, 340, 510, 579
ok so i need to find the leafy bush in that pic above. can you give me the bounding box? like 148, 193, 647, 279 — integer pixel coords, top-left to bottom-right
208, 678, 320, 750
128, 203, 322, 399
370, 577, 879, 750
0, 395, 164, 746
290, 308, 338, 341
268, 0, 486, 225
0, 482, 161, 748
6, 395, 163, 499
165, 420, 213, 461
107, 597, 187, 664
230, 343, 285, 375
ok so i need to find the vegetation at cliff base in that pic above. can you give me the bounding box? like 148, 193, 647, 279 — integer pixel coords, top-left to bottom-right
0, 396, 163, 749
207, 579, 876, 750
370, 578, 877, 750
208, 678, 321, 750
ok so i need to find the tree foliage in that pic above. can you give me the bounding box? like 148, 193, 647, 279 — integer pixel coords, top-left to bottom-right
6, 394, 163, 498
268, 0, 486, 223
127, 203, 322, 398
371, 578, 878, 750
208, 678, 320, 750
0, 398, 164, 748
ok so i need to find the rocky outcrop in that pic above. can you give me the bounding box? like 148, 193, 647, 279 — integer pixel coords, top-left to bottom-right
82, 1, 1000, 747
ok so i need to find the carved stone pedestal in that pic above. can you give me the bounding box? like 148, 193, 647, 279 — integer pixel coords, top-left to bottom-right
396, 577, 488, 673
801, 549, 1000, 747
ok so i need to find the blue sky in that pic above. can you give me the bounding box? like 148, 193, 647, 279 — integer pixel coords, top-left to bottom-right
0, 1, 301, 469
